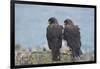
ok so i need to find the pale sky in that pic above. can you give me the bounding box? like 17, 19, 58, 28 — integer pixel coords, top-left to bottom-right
15, 4, 94, 51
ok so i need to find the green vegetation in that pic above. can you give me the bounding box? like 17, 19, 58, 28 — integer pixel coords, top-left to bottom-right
15, 44, 94, 65
15, 44, 22, 51
15, 44, 72, 65
15, 50, 72, 65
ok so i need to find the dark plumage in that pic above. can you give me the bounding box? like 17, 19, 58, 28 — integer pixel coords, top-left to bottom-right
63, 19, 82, 58
46, 17, 63, 61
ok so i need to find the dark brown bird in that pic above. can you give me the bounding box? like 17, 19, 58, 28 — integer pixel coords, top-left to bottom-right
46, 17, 63, 61
63, 19, 82, 60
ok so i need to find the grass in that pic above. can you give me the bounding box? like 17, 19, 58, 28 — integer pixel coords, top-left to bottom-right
15, 51, 72, 65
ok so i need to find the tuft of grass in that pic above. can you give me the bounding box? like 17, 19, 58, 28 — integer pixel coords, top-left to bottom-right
15, 51, 72, 65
